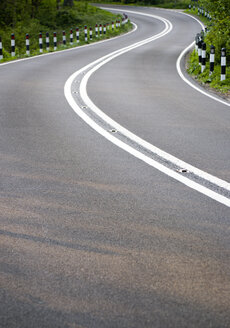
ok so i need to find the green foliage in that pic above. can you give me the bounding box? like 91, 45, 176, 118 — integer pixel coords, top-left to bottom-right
92, 0, 191, 9
196, 0, 230, 62
186, 1, 229, 93
188, 49, 230, 94
0, 0, 132, 61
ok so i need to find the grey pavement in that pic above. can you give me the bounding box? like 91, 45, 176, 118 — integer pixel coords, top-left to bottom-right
0, 6, 230, 328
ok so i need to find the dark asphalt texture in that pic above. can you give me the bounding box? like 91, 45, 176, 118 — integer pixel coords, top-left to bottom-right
0, 6, 230, 328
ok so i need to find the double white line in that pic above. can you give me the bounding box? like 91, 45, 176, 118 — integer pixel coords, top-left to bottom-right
64, 9, 230, 207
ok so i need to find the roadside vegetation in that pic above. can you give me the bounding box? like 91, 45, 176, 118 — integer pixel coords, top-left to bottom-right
185, 0, 230, 96
93, 0, 191, 9
0, 0, 132, 62
95, 0, 229, 96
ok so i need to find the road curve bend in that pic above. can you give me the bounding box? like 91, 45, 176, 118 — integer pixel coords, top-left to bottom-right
0, 6, 230, 328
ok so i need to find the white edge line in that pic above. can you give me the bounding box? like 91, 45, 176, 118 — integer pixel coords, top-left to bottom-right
102, 6, 230, 107
65, 73, 230, 208
0, 21, 137, 67
64, 11, 230, 207
81, 55, 230, 192
176, 12, 230, 107
81, 9, 230, 192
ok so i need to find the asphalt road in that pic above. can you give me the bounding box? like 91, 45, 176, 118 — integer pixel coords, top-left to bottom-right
0, 5, 230, 328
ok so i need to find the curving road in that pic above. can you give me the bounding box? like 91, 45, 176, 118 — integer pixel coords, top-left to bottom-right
0, 6, 230, 328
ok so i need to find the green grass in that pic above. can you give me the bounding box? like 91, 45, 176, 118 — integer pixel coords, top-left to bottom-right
187, 49, 230, 95
184, 8, 229, 96
184, 7, 211, 26
0, 2, 132, 62
0, 21, 132, 63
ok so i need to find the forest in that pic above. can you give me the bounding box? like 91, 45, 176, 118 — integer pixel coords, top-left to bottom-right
0, 1, 100, 29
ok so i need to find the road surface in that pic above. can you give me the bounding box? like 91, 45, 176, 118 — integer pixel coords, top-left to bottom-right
0, 5, 230, 328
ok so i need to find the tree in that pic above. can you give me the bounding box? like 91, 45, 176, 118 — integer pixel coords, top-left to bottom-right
56, 0, 61, 10
63, 0, 73, 6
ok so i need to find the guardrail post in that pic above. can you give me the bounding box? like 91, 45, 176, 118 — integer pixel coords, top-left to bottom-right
53, 32, 57, 51
84, 26, 87, 42
70, 29, 73, 45
63, 31, 66, 45
95, 24, 98, 38
103, 24, 106, 35
198, 40, 202, 66
90, 27, 92, 41
39, 32, 43, 53
209, 45, 215, 75
11, 34, 15, 57
112, 22, 114, 31
99, 24, 102, 36
0, 36, 2, 60
201, 42, 206, 73
46, 32, 49, 51
76, 28, 79, 43
26, 33, 30, 56
221, 48, 226, 81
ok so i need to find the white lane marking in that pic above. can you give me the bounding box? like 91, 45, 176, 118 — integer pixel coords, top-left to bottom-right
176, 12, 230, 107
81, 57, 230, 192
0, 22, 137, 67
104, 7, 230, 107
64, 12, 230, 207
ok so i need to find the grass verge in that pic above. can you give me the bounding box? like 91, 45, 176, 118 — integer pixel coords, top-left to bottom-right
185, 8, 230, 98
0, 2, 132, 63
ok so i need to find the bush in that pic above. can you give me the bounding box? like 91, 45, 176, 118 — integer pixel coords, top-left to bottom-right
56, 10, 83, 27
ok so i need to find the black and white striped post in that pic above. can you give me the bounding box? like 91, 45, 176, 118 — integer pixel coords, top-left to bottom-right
39, 32, 43, 53
0, 36, 3, 60
84, 26, 87, 42
76, 28, 79, 43
11, 34, 15, 57
26, 33, 30, 56
46, 32, 49, 51
95, 24, 98, 38
70, 29, 73, 45
53, 32, 57, 51
116, 20, 118, 28
209, 45, 215, 75
221, 48, 226, 81
112, 21, 114, 31
99, 24, 102, 36
90, 27, 92, 41
103, 24, 106, 35
201, 42, 206, 73
63, 31, 66, 45
195, 33, 199, 52
118, 20, 121, 27
198, 40, 202, 66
